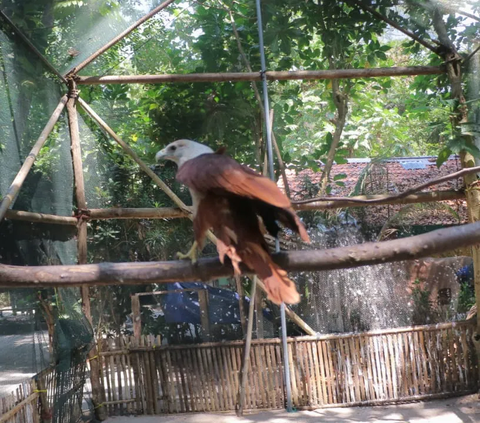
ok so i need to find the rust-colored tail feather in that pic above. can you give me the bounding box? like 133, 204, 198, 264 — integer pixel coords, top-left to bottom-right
194, 195, 301, 305
261, 261, 300, 305
217, 239, 300, 305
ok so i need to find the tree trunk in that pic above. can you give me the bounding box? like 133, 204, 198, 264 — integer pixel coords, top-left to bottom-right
318, 67, 349, 195
431, 6, 480, 367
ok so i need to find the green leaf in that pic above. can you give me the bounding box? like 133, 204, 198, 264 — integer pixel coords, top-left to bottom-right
436, 147, 452, 168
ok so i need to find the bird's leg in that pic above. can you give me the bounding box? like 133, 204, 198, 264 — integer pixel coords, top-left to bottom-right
176, 241, 198, 264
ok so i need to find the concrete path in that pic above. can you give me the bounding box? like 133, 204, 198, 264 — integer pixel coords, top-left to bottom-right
106, 394, 480, 423
0, 333, 50, 396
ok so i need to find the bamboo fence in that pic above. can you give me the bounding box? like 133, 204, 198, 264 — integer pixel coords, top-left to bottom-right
0, 365, 80, 423
0, 382, 39, 423
97, 321, 478, 415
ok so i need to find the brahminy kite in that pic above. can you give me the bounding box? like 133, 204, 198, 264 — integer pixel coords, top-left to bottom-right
156, 139, 310, 304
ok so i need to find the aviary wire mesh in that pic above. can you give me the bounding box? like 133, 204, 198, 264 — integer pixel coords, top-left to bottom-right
0, 0, 479, 420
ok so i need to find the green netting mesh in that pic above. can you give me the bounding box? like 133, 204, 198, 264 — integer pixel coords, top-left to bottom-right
0, 0, 169, 75
0, 15, 93, 423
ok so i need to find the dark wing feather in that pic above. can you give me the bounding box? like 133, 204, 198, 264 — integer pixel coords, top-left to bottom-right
176, 153, 291, 209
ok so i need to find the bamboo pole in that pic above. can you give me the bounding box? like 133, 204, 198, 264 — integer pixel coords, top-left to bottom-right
349, 0, 441, 54
198, 289, 211, 342
76, 66, 445, 85
1, 190, 465, 226
235, 276, 247, 335
0, 392, 38, 423
106, 321, 476, 352
0, 96, 67, 223
86, 207, 186, 220
4, 210, 77, 225
77, 98, 190, 214
77, 97, 219, 251
255, 288, 264, 339
236, 276, 257, 416
255, 278, 316, 336
131, 294, 141, 345
67, 0, 177, 75
3, 216, 480, 287
66, 83, 107, 421
0, 11, 66, 83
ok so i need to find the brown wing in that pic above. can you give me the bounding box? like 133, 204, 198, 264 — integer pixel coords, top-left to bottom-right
194, 193, 300, 305
176, 153, 291, 209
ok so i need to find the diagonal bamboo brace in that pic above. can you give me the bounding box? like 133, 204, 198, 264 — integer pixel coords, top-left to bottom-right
0, 95, 68, 223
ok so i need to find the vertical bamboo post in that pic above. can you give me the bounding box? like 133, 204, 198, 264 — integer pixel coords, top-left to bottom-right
66, 79, 107, 421
35, 372, 51, 423
131, 294, 142, 344
235, 276, 247, 335
198, 289, 211, 342
255, 288, 264, 339
236, 276, 257, 416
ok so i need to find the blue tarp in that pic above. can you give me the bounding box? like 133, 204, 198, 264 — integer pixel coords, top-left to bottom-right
159, 282, 271, 324
456, 264, 474, 288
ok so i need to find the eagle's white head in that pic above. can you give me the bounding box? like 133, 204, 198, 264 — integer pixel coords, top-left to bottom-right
155, 139, 214, 167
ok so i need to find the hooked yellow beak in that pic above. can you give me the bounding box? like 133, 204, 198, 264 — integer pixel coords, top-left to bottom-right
155, 148, 168, 162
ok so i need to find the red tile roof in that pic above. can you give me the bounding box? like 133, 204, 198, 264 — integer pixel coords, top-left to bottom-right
279, 157, 467, 227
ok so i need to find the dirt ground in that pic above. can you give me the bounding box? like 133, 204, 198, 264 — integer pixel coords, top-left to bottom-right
106, 394, 480, 423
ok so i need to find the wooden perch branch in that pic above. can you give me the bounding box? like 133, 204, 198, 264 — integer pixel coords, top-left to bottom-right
294, 164, 476, 206
76, 66, 445, 85
1, 218, 479, 288
293, 190, 464, 211
0, 96, 68, 223
3, 191, 464, 225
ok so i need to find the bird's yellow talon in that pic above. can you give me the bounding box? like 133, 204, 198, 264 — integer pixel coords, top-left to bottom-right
176, 242, 198, 263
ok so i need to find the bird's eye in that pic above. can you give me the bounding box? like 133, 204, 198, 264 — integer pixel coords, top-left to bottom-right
169, 145, 177, 151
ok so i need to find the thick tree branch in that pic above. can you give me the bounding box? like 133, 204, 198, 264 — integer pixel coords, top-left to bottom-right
4, 191, 463, 226
293, 190, 464, 211
1, 219, 479, 288
295, 164, 478, 206
429, 1, 480, 361
318, 75, 349, 196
